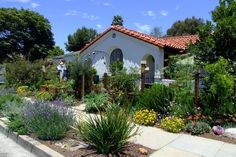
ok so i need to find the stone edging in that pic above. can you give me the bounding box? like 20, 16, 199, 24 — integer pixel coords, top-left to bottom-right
0, 120, 64, 157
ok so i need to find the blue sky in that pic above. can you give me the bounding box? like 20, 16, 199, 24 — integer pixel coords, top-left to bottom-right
0, 0, 219, 52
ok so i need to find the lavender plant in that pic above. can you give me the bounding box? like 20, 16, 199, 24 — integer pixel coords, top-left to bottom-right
23, 101, 74, 140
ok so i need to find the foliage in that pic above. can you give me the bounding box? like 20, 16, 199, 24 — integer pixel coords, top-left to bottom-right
5, 58, 44, 88
2, 100, 23, 118
160, 116, 184, 133
35, 91, 54, 101
24, 101, 74, 140
16, 86, 31, 97
76, 107, 137, 155
0, 94, 22, 110
70, 60, 96, 98
47, 46, 64, 57
109, 60, 124, 76
200, 58, 235, 117
170, 88, 195, 118
166, 16, 205, 36
64, 95, 76, 106
164, 54, 196, 118
109, 66, 139, 104
111, 15, 124, 26
185, 122, 211, 135
65, 27, 97, 52
0, 8, 54, 63
133, 109, 156, 126
84, 92, 110, 113
138, 83, 173, 114
187, 113, 211, 123
189, 0, 236, 73
150, 27, 163, 37
8, 115, 28, 135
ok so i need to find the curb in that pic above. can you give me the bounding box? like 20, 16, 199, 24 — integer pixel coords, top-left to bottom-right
0, 120, 64, 157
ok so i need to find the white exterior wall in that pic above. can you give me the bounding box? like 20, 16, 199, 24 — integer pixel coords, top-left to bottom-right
81, 30, 164, 81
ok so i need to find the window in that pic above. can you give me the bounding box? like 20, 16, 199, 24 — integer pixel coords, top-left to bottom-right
110, 48, 123, 65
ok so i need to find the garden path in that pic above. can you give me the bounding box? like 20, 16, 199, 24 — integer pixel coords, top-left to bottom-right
72, 105, 236, 157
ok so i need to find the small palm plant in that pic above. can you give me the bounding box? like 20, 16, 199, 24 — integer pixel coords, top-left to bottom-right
76, 107, 137, 155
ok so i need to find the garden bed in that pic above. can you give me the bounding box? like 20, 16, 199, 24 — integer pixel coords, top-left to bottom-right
34, 129, 155, 157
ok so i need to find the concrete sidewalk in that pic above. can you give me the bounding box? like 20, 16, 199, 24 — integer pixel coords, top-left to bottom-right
131, 126, 236, 157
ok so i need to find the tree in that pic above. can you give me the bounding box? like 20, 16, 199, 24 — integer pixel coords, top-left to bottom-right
167, 16, 205, 36
0, 8, 54, 63
189, 0, 236, 72
150, 27, 163, 37
111, 15, 124, 26
47, 46, 64, 57
65, 27, 97, 52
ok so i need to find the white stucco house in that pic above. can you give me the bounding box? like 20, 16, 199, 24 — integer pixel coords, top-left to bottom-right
57, 25, 198, 83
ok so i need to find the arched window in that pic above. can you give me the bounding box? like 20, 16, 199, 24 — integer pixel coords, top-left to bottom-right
110, 48, 123, 65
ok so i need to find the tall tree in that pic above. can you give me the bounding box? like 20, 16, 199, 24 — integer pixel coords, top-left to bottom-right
47, 46, 64, 57
111, 15, 124, 26
150, 27, 163, 37
0, 8, 54, 63
167, 16, 205, 36
190, 0, 236, 69
65, 27, 97, 52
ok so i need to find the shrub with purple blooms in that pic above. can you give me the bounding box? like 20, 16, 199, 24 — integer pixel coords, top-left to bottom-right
23, 101, 74, 140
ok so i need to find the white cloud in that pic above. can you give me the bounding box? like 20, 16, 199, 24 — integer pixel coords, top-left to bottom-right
103, 2, 110, 6
65, 10, 78, 16
65, 10, 98, 20
6, 0, 30, 3
81, 12, 98, 20
31, 2, 40, 8
160, 10, 168, 16
96, 24, 102, 29
134, 23, 152, 34
144, 10, 156, 17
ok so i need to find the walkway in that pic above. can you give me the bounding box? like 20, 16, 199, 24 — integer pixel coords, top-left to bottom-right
0, 131, 36, 157
131, 126, 236, 157
73, 105, 236, 157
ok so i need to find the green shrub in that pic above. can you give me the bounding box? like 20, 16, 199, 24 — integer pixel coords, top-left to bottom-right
5, 58, 44, 88
108, 64, 139, 104
133, 109, 156, 126
0, 94, 22, 111
160, 116, 184, 133
8, 115, 28, 135
35, 91, 54, 101
84, 92, 110, 113
185, 122, 211, 135
71, 60, 96, 98
16, 86, 31, 97
201, 58, 236, 117
76, 107, 137, 155
24, 101, 74, 140
170, 88, 196, 118
138, 83, 173, 114
64, 95, 76, 106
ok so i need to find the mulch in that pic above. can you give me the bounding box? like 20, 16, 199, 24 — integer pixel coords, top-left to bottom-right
34, 129, 155, 157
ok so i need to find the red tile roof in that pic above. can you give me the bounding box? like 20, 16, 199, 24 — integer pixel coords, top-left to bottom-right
80, 25, 199, 53
161, 35, 199, 50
